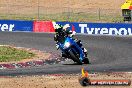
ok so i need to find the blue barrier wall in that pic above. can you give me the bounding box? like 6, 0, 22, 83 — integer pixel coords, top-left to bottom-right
0, 20, 33, 32
57, 22, 132, 35
0, 20, 132, 35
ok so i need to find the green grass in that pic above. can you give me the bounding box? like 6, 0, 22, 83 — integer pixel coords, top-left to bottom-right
0, 12, 123, 22
0, 46, 35, 62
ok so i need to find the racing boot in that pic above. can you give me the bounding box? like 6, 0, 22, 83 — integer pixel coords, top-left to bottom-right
82, 48, 88, 57
82, 48, 90, 64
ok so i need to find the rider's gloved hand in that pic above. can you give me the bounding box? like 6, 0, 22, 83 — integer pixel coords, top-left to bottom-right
70, 31, 76, 37
72, 31, 76, 35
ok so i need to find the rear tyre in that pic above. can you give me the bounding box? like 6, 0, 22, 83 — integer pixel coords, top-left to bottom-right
83, 57, 90, 64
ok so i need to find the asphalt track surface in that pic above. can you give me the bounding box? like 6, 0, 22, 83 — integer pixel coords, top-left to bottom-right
0, 32, 132, 76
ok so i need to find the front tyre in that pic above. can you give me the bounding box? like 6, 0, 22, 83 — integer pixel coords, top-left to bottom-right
69, 50, 82, 65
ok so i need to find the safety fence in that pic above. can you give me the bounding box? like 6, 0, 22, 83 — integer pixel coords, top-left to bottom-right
0, 20, 132, 36
0, 4, 123, 22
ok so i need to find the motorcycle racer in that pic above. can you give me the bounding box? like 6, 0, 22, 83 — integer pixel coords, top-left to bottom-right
53, 22, 88, 58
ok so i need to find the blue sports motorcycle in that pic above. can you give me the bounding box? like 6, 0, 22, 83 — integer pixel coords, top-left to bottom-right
56, 36, 89, 65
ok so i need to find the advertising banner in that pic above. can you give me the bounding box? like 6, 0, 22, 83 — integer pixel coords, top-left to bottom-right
56, 22, 132, 35
0, 20, 33, 32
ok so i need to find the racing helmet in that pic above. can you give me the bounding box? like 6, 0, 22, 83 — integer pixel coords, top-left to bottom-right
52, 22, 63, 33
52, 22, 61, 29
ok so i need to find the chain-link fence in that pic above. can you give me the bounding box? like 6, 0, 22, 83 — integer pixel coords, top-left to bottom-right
0, 4, 123, 22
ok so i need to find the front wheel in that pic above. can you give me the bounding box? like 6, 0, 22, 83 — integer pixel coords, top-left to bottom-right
69, 50, 82, 65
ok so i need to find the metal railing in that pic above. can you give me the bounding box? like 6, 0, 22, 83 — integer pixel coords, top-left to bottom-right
0, 4, 123, 22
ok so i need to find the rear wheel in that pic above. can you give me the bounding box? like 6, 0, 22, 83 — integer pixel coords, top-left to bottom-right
83, 57, 90, 64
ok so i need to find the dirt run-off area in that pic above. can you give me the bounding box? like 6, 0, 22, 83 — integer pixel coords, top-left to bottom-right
0, 0, 125, 14
0, 0, 125, 9
0, 0, 126, 22
0, 72, 132, 88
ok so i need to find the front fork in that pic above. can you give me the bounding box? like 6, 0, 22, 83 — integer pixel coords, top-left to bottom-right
70, 46, 84, 62
57, 42, 84, 62
79, 50, 84, 62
